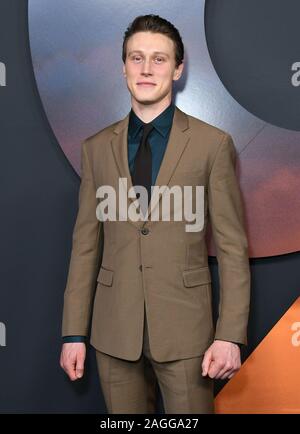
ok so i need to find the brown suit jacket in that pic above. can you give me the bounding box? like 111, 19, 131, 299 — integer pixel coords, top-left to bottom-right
62, 105, 251, 362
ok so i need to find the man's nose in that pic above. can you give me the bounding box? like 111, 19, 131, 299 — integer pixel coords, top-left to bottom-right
141, 58, 153, 75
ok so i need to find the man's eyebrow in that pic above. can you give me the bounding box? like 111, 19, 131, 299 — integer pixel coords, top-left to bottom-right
128, 50, 170, 57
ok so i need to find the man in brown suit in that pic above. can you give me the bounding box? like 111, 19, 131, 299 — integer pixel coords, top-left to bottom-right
60, 14, 250, 414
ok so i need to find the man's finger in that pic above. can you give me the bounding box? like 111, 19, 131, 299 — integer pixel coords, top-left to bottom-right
202, 351, 212, 376
219, 369, 234, 380
208, 360, 225, 378
225, 371, 236, 380
66, 362, 77, 381
214, 362, 233, 379
75, 356, 85, 378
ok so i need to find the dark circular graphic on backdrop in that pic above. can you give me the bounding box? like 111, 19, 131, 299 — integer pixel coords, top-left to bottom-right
205, 0, 300, 131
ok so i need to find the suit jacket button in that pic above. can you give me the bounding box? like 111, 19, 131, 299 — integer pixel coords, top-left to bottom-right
139, 265, 143, 271
141, 228, 149, 235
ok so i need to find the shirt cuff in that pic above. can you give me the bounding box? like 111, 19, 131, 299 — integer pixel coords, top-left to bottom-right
62, 335, 86, 343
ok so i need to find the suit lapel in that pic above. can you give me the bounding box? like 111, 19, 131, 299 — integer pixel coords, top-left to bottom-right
147, 106, 190, 223
110, 105, 190, 228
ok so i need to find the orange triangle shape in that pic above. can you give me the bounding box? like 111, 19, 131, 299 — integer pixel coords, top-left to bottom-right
215, 296, 300, 413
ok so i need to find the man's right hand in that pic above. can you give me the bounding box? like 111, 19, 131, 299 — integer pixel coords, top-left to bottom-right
60, 342, 86, 381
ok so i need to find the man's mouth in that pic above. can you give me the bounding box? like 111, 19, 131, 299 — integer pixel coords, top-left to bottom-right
137, 82, 156, 86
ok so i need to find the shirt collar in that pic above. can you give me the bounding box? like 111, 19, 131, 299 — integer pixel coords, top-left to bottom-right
128, 102, 175, 139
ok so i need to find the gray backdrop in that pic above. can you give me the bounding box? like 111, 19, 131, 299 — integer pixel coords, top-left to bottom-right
0, 0, 299, 413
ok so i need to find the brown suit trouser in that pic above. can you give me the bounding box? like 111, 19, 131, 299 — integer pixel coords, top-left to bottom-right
95, 304, 214, 414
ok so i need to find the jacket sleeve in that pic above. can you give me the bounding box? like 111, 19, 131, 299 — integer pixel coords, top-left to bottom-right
61, 139, 102, 337
208, 133, 251, 345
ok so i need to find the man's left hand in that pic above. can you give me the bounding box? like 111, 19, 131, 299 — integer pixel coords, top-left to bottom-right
201, 340, 241, 380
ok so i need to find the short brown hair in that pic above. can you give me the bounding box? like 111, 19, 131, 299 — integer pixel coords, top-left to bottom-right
122, 14, 184, 68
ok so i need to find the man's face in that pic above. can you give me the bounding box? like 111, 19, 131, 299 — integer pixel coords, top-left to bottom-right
123, 31, 184, 106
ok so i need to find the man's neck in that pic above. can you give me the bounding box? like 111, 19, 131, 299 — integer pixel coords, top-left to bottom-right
131, 96, 172, 123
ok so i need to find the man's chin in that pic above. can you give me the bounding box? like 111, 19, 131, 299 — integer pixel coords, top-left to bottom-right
133, 96, 159, 105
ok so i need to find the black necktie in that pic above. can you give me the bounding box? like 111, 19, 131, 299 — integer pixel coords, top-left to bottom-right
132, 122, 154, 212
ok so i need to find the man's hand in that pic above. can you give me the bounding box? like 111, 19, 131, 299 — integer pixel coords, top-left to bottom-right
60, 342, 86, 381
201, 340, 241, 380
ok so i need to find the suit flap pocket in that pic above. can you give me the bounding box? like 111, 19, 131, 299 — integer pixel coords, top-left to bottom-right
97, 267, 114, 286
183, 267, 211, 287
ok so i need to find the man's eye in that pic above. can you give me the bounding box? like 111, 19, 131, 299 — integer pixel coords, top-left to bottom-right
133, 56, 142, 62
155, 57, 164, 63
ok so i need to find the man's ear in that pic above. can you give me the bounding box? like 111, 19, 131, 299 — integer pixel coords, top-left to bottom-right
123, 64, 127, 77
173, 62, 184, 81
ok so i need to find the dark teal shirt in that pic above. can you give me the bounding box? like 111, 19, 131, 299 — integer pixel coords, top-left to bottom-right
128, 102, 175, 185
62, 102, 175, 343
